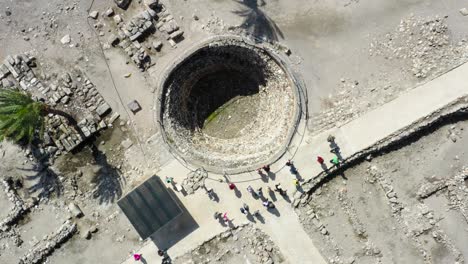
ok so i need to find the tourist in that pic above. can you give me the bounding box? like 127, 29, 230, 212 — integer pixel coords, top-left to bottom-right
330, 155, 340, 166
293, 179, 299, 187
243, 203, 250, 213
263, 165, 271, 173
165, 176, 173, 184
257, 187, 263, 196
286, 159, 297, 174
133, 253, 142, 261
317, 156, 324, 164
228, 182, 236, 190
247, 185, 257, 196
223, 212, 229, 223
327, 134, 335, 143
274, 184, 285, 195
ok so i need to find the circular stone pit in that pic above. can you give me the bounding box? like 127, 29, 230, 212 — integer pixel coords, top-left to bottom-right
158, 37, 300, 173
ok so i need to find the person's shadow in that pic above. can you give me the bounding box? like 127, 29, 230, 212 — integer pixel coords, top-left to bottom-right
259, 171, 269, 182
281, 193, 291, 203
140, 256, 148, 264
267, 171, 276, 181
267, 207, 280, 217
246, 213, 256, 223
320, 163, 329, 172
268, 189, 277, 202
234, 187, 242, 198
295, 171, 304, 182
254, 213, 265, 224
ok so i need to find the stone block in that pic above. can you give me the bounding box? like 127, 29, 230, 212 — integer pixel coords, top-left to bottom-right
152, 41, 163, 51
127, 100, 141, 113
105, 8, 114, 17
108, 112, 120, 124
114, 14, 123, 23
129, 32, 142, 41
114, 0, 131, 9
108, 34, 120, 46
169, 30, 184, 40
96, 103, 111, 116
89, 11, 99, 19
144, 0, 158, 9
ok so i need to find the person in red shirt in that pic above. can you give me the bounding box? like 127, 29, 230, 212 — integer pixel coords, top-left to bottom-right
317, 156, 324, 164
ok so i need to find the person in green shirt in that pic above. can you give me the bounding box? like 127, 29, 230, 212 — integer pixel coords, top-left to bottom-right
330, 155, 340, 166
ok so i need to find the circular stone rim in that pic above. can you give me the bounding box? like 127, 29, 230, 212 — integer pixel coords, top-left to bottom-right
155, 35, 303, 174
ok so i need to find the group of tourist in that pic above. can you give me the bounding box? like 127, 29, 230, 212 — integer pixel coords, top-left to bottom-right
217, 135, 343, 225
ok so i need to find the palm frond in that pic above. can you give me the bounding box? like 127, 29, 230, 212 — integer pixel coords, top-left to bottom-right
0, 89, 46, 143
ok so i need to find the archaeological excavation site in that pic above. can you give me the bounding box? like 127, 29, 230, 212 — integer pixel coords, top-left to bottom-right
0, 0, 468, 264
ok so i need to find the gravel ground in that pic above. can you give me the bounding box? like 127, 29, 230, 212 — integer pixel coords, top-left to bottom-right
174, 224, 284, 264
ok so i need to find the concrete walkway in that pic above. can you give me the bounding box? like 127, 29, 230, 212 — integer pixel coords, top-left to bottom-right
121, 62, 468, 264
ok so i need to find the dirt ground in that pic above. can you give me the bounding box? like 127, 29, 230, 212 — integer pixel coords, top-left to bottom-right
297, 119, 468, 264
1, 0, 468, 263
174, 224, 284, 264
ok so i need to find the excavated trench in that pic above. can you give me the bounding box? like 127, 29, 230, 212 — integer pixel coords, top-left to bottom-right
159, 38, 299, 172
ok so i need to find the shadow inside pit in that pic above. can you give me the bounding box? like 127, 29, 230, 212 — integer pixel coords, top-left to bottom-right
150, 188, 199, 250
232, 0, 284, 42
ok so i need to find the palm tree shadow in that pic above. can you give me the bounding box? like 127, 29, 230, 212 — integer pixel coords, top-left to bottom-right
232, 0, 284, 42
22, 135, 124, 204
88, 143, 125, 204
22, 161, 63, 199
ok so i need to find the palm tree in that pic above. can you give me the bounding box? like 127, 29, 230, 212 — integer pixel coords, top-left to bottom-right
0, 89, 80, 144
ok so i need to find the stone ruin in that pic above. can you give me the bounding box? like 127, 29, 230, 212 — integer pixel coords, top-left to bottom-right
158, 37, 300, 173
108, 0, 184, 70
0, 53, 119, 158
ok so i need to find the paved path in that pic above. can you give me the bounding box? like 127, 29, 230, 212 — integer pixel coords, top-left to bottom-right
122, 63, 468, 264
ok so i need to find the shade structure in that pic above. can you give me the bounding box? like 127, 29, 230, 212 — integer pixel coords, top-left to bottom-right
118, 175, 182, 239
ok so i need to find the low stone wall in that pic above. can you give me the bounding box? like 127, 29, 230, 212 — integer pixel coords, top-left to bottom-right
18, 221, 77, 264
293, 96, 468, 206
0, 178, 37, 232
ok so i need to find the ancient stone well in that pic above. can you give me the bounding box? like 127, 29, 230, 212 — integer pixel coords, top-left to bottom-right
158, 38, 300, 173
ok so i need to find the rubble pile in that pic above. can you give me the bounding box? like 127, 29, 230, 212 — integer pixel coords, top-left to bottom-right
0, 178, 37, 232
175, 224, 284, 264
181, 168, 208, 195
370, 14, 468, 78
417, 167, 468, 223
110, 1, 184, 70
18, 221, 77, 264
0, 54, 118, 156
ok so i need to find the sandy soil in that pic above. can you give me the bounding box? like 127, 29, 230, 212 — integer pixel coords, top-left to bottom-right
298, 119, 468, 264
